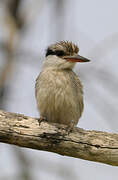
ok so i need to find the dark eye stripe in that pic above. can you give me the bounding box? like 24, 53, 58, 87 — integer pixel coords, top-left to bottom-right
46, 49, 55, 56
46, 48, 65, 57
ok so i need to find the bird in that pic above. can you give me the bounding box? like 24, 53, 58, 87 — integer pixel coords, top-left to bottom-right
35, 41, 90, 130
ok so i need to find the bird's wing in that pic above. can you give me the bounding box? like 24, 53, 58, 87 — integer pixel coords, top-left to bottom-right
69, 71, 84, 116
35, 72, 42, 98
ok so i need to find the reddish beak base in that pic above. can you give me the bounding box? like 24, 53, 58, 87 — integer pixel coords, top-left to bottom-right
64, 55, 91, 63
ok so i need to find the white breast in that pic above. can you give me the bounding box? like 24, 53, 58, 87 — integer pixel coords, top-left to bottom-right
35, 68, 83, 127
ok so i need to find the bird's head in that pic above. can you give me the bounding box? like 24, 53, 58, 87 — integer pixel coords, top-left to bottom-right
43, 41, 90, 70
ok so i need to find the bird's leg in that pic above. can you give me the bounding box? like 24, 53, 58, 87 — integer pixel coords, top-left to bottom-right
66, 126, 74, 135
38, 116, 47, 126
66, 120, 75, 135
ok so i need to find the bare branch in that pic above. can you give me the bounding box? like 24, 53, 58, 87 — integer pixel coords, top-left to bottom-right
0, 109, 118, 166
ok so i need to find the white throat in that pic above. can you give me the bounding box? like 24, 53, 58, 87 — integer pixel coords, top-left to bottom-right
42, 55, 76, 70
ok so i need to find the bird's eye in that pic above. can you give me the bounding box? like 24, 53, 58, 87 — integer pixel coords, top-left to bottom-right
55, 50, 65, 56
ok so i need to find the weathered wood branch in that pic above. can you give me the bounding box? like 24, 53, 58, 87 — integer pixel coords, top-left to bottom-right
0, 109, 118, 166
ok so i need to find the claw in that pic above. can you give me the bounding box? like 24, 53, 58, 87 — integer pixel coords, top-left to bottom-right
66, 121, 75, 135
38, 116, 47, 126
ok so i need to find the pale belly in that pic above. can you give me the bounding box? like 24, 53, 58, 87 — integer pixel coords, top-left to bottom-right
35, 69, 83, 127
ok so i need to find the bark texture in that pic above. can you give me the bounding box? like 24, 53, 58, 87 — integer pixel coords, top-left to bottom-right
0, 109, 118, 166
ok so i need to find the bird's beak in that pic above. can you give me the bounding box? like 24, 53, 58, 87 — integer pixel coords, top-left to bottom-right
64, 55, 90, 63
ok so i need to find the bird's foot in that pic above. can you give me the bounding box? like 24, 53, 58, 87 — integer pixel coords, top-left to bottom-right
65, 121, 75, 135
66, 126, 74, 135
64, 125, 74, 135
38, 116, 47, 126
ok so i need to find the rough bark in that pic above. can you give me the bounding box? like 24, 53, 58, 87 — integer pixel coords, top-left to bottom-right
0, 109, 118, 166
